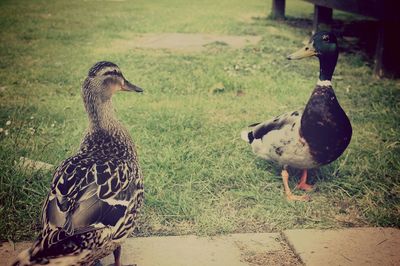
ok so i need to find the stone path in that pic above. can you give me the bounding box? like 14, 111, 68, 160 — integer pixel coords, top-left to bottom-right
101, 233, 287, 266
109, 33, 262, 52
2, 228, 399, 266
284, 228, 400, 266
0, 242, 31, 266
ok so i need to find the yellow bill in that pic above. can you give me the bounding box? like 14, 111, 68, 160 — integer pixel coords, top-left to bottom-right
287, 42, 317, 60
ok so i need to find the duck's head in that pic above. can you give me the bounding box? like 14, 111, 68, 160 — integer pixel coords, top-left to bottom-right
82, 61, 143, 103
287, 31, 338, 81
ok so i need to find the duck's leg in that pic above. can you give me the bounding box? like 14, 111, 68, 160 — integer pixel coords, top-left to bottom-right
281, 168, 310, 201
296, 169, 313, 191
113, 246, 136, 266
113, 246, 122, 266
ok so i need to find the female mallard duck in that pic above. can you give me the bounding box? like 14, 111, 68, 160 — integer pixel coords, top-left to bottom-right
14, 61, 144, 266
241, 31, 352, 201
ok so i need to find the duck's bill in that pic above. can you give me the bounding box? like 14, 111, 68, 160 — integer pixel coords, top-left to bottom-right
287, 43, 317, 60
122, 79, 143, 92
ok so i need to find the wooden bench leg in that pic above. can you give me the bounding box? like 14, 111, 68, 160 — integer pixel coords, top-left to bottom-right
271, 0, 285, 20
374, 21, 400, 78
313, 5, 332, 33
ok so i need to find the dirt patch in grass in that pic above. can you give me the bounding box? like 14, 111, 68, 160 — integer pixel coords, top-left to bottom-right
104, 33, 261, 52
239, 234, 303, 266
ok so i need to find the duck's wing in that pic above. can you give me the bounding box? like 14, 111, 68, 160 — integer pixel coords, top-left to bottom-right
42, 152, 143, 241
242, 110, 302, 143
30, 154, 143, 260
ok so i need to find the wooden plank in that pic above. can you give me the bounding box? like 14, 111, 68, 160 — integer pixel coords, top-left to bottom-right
271, 0, 286, 20
303, 0, 398, 21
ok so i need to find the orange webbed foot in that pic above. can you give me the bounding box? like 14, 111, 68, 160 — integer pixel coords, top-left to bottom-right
286, 193, 311, 202
296, 183, 314, 191
282, 169, 311, 202
296, 169, 313, 191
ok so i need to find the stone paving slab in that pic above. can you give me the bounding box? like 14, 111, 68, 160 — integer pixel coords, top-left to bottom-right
0, 242, 32, 266
4, 229, 399, 266
101, 233, 281, 266
0, 233, 282, 266
283, 227, 400, 266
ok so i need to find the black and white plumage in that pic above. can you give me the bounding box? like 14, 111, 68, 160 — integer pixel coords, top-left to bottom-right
241, 109, 318, 170
241, 32, 352, 201
14, 61, 144, 266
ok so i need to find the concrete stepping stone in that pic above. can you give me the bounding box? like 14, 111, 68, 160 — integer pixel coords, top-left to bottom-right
0, 233, 284, 266
101, 233, 282, 266
0, 242, 32, 266
283, 227, 400, 266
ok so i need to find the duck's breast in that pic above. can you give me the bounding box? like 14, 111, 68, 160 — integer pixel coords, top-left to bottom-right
300, 85, 352, 165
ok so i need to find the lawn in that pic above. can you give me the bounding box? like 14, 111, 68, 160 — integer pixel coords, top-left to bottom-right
0, 0, 399, 241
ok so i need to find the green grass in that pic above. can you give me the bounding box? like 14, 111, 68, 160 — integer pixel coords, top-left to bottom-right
0, 0, 399, 241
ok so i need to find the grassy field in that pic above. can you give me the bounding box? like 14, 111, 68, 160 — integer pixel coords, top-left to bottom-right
0, 0, 399, 241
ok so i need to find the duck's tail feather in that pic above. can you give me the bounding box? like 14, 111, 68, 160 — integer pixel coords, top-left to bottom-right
241, 129, 255, 144
248, 122, 260, 127
241, 122, 259, 143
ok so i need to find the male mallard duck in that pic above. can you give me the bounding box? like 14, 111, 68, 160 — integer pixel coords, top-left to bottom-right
14, 61, 144, 265
241, 31, 352, 201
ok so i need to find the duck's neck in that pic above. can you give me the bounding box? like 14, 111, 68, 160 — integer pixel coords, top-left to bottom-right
82, 97, 135, 152
316, 80, 332, 87
85, 98, 120, 133
318, 52, 338, 82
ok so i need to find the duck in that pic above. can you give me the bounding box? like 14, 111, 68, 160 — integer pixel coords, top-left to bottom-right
13, 61, 144, 266
241, 31, 352, 201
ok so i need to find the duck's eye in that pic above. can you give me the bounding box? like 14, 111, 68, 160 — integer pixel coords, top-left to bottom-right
322, 35, 329, 42
103, 70, 120, 76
